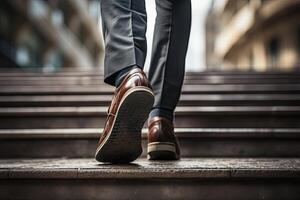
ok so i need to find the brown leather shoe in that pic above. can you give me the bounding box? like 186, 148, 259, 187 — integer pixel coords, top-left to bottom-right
95, 68, 154, 163
147, 116, 180, 160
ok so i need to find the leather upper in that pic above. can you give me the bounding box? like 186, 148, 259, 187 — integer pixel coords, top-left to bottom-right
97, 68, 152, 146
148, 116, 180, 155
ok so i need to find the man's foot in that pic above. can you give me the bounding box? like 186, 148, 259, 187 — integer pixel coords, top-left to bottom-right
147, 116, 180, 160
95, 68, 154, 163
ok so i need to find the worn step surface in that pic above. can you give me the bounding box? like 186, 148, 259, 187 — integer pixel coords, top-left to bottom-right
1, 128, 300, 158
0, 158, 300, 200
2, 75, 300, 85
1, 94, 300, 107
0, 70, 299, 78
1, 84, 300, 95
0, 106, 299, 128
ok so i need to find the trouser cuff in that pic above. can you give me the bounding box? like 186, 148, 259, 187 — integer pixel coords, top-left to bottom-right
149, 108, 174, 122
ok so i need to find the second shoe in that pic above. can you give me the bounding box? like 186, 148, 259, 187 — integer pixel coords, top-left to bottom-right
147, 116, 180, 160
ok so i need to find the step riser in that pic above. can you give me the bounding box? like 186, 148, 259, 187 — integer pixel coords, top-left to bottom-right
2, 79, 300, 85
1, 138, 300, 158
0, 73, 298, 78
1, 70, 298, 76
1, 179, 300, 200
1, 100, 300, 107
1, 85, 300, 95
0, 115, 299, 128
2, 90, 299, 95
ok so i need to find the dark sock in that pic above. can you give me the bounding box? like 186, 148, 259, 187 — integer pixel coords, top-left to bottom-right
115, 65, 138, 88
149, 108, 174, 122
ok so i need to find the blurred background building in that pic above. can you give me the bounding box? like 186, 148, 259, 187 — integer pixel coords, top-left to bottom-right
1, 0, 300, 72
206, 0, 300, 71
0, 0, 104, 72
0, 0, 212, 73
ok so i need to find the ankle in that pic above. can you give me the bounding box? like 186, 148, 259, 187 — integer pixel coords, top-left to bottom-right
115, 65, 139, 88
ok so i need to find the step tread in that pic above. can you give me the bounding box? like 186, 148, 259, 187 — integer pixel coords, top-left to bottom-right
2, 94, 300, 102
1, 85, 299, 95
0, 158, 299, 179
0, 106, 299, 116
1, 84, 299, 89
1, 128, 300, 139
0, 70, 299, 76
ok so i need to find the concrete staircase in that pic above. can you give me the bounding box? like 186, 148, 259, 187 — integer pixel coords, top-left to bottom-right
0, 70, 300, 199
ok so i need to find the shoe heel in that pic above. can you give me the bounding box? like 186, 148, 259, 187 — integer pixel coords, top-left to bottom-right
147, 142, 179, 160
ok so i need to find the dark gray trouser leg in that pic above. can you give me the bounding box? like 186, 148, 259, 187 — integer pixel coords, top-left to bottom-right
148, 0, 191, 121
100, 0, 147, 86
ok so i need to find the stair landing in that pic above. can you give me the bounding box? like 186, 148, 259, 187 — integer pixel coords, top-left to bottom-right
1, 158, 300, 199
1, 158, 300, 179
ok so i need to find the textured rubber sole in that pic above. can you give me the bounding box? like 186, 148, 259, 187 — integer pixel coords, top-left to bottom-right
147, 142, 179, 160
95, 87, 154, 163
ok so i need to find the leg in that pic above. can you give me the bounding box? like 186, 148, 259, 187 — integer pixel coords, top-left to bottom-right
147, 0, 191, 160
148, 0, 191, 121
100, 0, 147, 86
96, 0, 154, 163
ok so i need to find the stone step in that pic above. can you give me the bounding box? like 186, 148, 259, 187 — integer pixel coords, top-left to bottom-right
1, 84, 300, 95
0, 158, 299, 199
1, 128, 300, 158
1, 76, 300, 85
1, 94, 300, 107
0, 69, 299, 77
182, 77, 300, 84
0, 76, 103, 85
0, 106, 299, 129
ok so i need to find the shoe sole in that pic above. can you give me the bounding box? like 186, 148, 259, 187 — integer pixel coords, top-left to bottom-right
147, 142, 179, 160
95, 86, 154, 163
